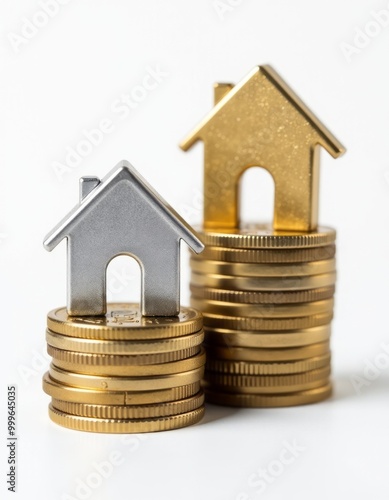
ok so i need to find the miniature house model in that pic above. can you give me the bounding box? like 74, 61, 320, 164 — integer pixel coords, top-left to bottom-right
44, 161, 204, 317
181, 65, 345, 232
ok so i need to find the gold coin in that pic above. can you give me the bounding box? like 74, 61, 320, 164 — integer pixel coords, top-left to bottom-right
205, 365, 330, 387
197, 225, 336, 249
204, 383, 332, 407
191, 271, 336, 291
43, 372, 201, 405
47, 345, 200, 366
205, 378, 330, 394
51, 392, 205, 419
190, 258, 336, 277
191, 298, 334, 319
206, 353, 330, 375
204, 342, 330, 362
49, 364, 204, 391
46, 329, 204, 355
190, 285, 335, 305
48, 404, 205, 433
198, 245, 336, 264
203, 312, 333, 331
204, 371, 330, 394
47, 303, 203, 339
204, 325, 331, 348
52, 348, 206, 376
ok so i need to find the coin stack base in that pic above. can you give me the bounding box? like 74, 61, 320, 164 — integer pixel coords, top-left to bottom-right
190, 224, 336, 408
43, 303, 205, 433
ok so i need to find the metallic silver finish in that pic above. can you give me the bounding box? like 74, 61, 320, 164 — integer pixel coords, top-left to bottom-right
80, 177, 100, 201
44, 160, 204, 317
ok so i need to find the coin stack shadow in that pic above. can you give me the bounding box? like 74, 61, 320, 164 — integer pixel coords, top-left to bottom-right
42, 304, 206, 432
190, 226, 336, 407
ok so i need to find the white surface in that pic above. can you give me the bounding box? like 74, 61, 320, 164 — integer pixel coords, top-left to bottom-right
1, 1, 389, 498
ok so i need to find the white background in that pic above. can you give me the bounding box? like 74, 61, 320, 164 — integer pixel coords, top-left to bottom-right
1, 0, 389, 498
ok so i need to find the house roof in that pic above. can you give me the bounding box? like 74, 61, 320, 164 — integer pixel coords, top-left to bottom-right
43, 160, 204, 253
180, 65, 345, 158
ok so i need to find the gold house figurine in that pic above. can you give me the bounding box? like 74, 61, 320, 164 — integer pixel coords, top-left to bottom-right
180, 65, 345, 232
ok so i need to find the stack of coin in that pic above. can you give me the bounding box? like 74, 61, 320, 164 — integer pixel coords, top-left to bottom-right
189, 224, 336, 407
43, 303, 205, 432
